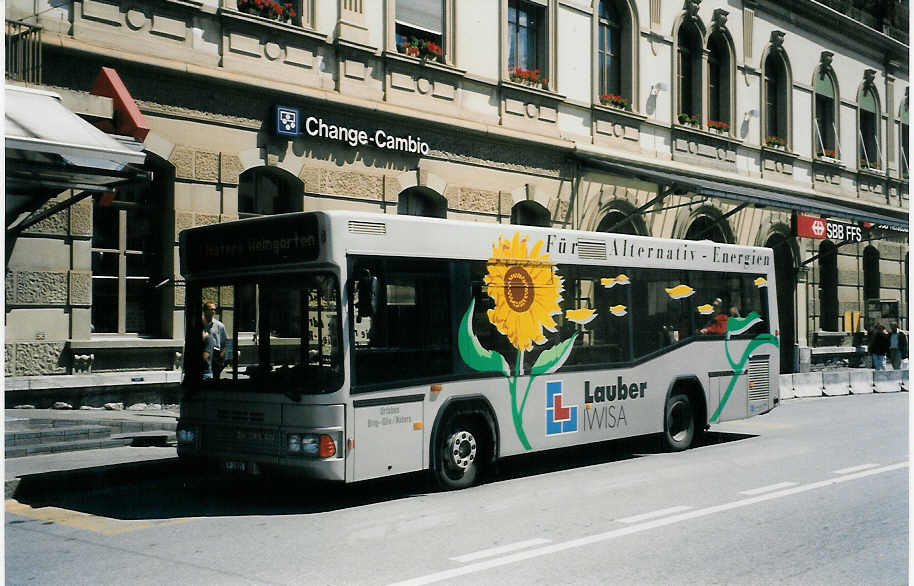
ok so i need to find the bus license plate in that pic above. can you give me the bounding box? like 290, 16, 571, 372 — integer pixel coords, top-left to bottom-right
224, 461, 246, 472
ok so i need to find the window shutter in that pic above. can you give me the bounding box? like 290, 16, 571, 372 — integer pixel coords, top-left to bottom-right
395, 0, 443, 34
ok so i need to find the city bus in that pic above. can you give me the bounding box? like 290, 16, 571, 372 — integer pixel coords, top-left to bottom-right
177, 210, 780, 489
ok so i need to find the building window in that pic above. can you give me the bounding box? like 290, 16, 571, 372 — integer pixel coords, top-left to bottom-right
398, 187, 447, 218
238, 167, 303, 218
819, 240, 839, 331
91, 177, 165, 335
394, 0, 445, 62
598, 1, 621, 97
707, 31, 730, 130
901, 100, 909, 176
814, 69, 837, 156
677, 23, 702, 122
859, 86, 880, 169
764, 53, 789, 147
508, 0, 546, 74
685, 215, 728, 243
511, 200, 551, 226
596, 207, 643, 235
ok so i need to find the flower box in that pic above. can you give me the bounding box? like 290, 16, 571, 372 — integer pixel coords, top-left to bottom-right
765, 136, 786, 148
599, 93, 630, 110
237, 0, 295, 22
859, 159, 881, 170
508, 67, 548, 90
817, 148, 838, 159
707, 120, 729, 133
398, 37, 443, 61
677, 113, 699, 127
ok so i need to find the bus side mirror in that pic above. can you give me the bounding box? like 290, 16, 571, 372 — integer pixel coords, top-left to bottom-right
356, 272, 380, 320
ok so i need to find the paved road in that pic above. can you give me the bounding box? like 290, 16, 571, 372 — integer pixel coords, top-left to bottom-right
6, 393, 908, 585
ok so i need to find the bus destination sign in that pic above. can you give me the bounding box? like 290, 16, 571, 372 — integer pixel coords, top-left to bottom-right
184, 214, 319, 273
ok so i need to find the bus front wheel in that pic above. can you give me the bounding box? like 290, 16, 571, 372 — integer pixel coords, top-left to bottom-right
663, 392, 695, 452
435, 415, 483, 490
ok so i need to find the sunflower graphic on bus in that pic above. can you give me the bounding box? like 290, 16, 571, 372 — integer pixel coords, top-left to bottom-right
458, 233, 578, 449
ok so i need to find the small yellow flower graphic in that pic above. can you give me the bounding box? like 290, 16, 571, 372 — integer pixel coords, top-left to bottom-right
754, 277, 768, 288
565, 308, 597, 325
665, 284, 696, 299
484, 233, 564, 351
610, 304, 628, 316
697, 304, 714, 315
600, 274, 630, 288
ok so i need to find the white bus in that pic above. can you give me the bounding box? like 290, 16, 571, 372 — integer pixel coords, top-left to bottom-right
177, 210, 780, 488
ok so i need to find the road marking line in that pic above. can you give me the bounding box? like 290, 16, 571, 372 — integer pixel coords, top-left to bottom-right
832, 463, 879, 475
5, 500, 193, 535
388, 461, 908, 586
617, 505, 692, 524
739, 482, 797, 496
450, 538, 552, 563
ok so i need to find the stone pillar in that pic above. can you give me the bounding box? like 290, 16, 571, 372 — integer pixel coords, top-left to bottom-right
338, 0, 369, 46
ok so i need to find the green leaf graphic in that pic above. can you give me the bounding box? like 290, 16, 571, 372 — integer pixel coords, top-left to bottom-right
529, 333, 578, 376
458, 299, 510, 376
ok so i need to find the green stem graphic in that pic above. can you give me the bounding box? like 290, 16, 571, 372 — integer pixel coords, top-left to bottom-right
711, 334, 779, 423
509, 351, 531, 450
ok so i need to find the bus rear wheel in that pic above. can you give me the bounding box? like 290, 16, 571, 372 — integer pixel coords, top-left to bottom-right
435, 415, 484, 490
663, 392, 695, 451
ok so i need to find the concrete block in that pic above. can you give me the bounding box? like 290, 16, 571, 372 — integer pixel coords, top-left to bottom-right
848, 369, 874, 394
779, 374, 795, 399
874, 370, 904, 393
793, 372, 824, 398
822, 370, 850, 396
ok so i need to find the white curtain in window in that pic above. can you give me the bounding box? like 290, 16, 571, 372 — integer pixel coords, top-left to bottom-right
395, 0, 443, 34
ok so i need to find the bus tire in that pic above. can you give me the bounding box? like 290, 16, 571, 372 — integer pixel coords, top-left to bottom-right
663, 392, 695, 452
434, 413, 484, 490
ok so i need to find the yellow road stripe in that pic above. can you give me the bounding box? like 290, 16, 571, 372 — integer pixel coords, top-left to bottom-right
6, 499, 193, 535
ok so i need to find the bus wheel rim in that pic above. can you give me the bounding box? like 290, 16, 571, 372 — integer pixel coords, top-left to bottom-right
669, 401, 690, 442
447, 430, 477, 470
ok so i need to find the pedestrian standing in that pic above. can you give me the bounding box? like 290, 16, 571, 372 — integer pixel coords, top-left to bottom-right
869, 323, 890, 371
889, 324, 905, 370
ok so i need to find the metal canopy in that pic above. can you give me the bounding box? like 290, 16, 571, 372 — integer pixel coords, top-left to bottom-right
581, 156, 909, 229
5, 84, 147, 224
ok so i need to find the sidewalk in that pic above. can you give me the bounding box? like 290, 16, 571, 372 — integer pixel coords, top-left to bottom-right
5, 406, 180, 498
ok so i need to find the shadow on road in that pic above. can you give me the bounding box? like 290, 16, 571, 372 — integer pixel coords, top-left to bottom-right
10, 431, 755, 521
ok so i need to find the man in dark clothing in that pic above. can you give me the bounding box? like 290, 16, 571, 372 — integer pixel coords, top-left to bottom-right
868, 323, 890, 370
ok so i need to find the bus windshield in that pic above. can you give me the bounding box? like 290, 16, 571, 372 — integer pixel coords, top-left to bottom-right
185, 272, 343, 395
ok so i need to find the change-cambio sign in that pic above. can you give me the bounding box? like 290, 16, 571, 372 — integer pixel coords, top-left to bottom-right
794, 214, 863, 242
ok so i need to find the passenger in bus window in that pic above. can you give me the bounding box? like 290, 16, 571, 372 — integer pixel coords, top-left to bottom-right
729, 305, 741, 318
700, 298, 728, 335
202, 327, 214, 380
203, 301, 228, 378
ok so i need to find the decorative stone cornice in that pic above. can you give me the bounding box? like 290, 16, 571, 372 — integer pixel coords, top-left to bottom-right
819, 51, 833, 69
683, 0, 701, 22
863, 68, 877, 94
769, 30, 785, 54
712, 8, 728, 31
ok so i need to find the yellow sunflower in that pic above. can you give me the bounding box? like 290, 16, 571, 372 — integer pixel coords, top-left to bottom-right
484, 233, 564, 351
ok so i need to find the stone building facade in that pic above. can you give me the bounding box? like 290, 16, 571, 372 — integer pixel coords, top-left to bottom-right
4, 0, 909, 387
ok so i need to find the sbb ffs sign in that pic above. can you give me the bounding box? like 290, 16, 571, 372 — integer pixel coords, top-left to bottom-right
794, 214, 862, 242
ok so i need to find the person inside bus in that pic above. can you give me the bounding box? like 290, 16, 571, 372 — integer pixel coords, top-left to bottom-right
203, 301, 228, 378
202, 327, 214, 380
729, 305, 741, 318
700, 298, 728, 335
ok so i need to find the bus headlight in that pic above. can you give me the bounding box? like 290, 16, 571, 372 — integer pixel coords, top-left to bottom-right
287, 433, 336, 458
177, 428, 197, 444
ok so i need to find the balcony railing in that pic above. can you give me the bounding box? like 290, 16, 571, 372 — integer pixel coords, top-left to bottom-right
6, 19, 42, 85
815, 0, 909, 45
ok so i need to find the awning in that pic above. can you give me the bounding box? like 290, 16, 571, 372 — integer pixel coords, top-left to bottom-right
577, 147, 908, 229
5, 84, 147, 223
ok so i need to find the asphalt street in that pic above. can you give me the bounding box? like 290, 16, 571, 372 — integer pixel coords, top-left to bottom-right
5, 393, 908, 585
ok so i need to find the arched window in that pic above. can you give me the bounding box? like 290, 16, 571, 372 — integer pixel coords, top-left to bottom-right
596, 207, 642, 235
598, 1, 622, 97
685, 215, 727, 243
511, 200, 551, 227
238, 167, 303, 218
398, 186, 447, 218
863, 245, 881, 302
814, 69, 838, 156
818, 240, 839, 331
677, 22, 702, 122
764, 52, 789, 147
707, 31, 730, 129
858, 80, 880, 169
